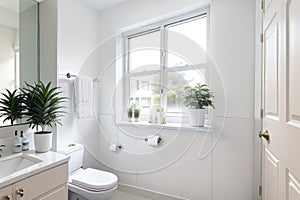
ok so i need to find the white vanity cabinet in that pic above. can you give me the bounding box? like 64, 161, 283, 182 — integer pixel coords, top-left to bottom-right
0, 163, 68, 200
0, 185, 12, 200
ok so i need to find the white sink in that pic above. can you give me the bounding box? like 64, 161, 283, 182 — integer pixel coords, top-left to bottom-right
0, 153, 42, 179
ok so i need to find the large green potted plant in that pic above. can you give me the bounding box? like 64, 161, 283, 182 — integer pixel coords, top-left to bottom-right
0, 89, 24, 125
182, 83, 215, 127
22, 82, 66, 152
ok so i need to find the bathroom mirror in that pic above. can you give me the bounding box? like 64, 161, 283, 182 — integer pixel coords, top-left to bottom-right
0, 0, 39, 127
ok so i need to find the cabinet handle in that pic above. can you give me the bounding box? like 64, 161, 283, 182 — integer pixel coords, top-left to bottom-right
16, 188, 24, 197
4, 196, 11, 200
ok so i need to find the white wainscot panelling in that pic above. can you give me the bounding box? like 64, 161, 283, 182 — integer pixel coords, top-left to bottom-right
98, 127, 137, 173
136, 129, 181, 197
181, 130, 212, 200
136, 129, 181, 173
212, 117, 253, 200
136, 159, 181, 197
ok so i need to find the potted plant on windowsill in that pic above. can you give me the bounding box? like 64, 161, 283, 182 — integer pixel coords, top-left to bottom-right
127, 103, 140, 122
0, 89, 24, 126
182, 83, 215, 127
22, 82, 66, 152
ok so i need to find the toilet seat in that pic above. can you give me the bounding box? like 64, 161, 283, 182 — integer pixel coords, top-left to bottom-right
69, 168, 118, 192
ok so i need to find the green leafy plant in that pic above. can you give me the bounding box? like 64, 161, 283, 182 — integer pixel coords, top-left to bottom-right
0, 89, 24, 125
182, 83, 215, 109
21, 82, 66, 132
127, 108, 133, 118
134, 108, 140, 118
128, 103, 140, 119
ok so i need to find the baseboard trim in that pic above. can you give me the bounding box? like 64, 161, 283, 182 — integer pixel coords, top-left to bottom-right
118, 183, 190, 200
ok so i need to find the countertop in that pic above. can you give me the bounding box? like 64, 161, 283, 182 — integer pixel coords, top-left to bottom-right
0, 150, 70, 188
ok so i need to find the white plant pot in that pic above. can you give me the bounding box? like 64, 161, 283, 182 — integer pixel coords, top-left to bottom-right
188, 109, 206, 127
34, 132, 52, 152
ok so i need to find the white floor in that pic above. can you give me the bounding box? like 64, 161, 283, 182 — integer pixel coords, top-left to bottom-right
110, 190, 151, 200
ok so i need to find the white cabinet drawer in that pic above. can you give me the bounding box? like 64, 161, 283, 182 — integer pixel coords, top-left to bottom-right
37, 186, 68, 200
0, 185, 12, 200
13, 163, 68, 200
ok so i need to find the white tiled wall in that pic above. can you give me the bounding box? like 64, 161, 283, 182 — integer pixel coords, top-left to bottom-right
81, 114, 213, 200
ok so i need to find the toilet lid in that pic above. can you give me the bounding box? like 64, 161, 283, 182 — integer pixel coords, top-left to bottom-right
70, 168, 118, 191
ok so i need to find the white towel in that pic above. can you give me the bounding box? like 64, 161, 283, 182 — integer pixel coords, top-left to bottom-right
74, 76, 93, 119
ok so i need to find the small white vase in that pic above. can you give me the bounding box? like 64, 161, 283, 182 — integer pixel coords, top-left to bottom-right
34, 132, 52, 152
188, 109, 206, 127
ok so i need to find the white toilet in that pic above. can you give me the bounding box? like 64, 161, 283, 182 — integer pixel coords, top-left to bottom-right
58, 143, 118, 200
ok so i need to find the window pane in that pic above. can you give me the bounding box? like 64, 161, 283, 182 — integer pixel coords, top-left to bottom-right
167, 68, 206, 113
129, 74, 160, 112
129, 31, 161, 73
167, 16, 207, 68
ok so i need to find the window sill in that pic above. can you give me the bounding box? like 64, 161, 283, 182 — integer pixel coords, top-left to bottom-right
116, 120, 213, 132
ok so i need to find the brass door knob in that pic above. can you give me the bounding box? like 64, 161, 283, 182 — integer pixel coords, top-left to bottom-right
5, 196, 11, 200
16, 188, 24, 197
259, 130, 270, 142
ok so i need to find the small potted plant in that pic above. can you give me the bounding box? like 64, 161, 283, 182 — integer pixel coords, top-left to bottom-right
133, 107, 140, 122
0, 89, 24, 125
127, 103, 140, 122
127, 108, 133, 122
21, 82, 66, 152
182, 83, 215, 127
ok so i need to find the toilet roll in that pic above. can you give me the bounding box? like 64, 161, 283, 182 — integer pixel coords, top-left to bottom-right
147, 135, 161, 147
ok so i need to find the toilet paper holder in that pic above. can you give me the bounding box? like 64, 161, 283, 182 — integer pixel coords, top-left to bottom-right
145, 136, 162, 144
109, 144, 122, 152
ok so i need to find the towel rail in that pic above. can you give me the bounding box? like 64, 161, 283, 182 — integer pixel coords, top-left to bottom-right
59, 73, 100, 83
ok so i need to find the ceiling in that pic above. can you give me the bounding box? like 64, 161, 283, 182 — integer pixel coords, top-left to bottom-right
83, 0, 127, 11
0, 0, 18, 13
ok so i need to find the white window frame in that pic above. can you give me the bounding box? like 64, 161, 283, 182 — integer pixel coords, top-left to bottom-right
121, 7, 210, 122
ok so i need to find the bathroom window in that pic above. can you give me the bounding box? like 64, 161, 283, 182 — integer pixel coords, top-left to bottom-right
123, 9, 209, 119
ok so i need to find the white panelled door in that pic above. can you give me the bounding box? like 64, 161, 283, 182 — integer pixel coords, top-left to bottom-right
261, 0, 300, 200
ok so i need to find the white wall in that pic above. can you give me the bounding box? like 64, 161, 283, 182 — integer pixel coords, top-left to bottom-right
210, 0, 255, 199
39, 0, 59, 150
57, 0, 100, 147
58, 0, 100, 76
57, 0, 255, 199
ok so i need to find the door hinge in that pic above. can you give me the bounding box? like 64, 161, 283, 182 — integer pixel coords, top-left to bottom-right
259, 185, 262, 196
260, 33, 264, 43
260, 109, 264, 118
161, 88, 164, 94
261, 0, 265, 11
